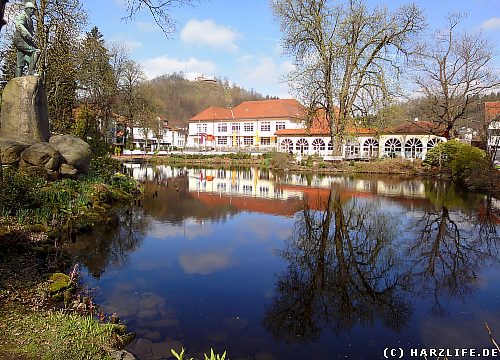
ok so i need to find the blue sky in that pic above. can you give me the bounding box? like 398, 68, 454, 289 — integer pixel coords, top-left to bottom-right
82, 0, 500, 98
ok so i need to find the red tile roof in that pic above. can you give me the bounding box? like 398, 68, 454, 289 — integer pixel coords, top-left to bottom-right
189, 99, 306, 122
485, 101, 500, 122
190, 106, 235, 121
383, 121, 447, 136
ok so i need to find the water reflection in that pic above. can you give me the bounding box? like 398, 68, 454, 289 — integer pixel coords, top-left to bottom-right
74, 164, 500, 359
264, 190, 411, 343
65, 208, 150, 278
265, 185, 499, 344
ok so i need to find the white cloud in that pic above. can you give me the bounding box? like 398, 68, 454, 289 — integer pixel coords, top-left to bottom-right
482, 17, 500, 30
141, 56, 216, 79
180, 19, 241, 52
238, 55, 294, 97
179, 250, 235, 275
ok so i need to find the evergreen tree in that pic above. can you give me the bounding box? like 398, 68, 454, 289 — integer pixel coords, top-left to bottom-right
45, 28, 78, 134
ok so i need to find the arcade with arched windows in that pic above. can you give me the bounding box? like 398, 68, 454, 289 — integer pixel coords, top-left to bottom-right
277, 134, 446, 160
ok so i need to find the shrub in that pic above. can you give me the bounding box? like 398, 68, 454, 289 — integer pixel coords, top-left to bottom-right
2, 168, 45, 214
424, 140, 489, 181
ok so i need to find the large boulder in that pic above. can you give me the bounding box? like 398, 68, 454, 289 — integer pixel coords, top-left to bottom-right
20, 142, 62, 170
0, 138, 31, 165
0, 76, 50, 143
49, 134, 92, 173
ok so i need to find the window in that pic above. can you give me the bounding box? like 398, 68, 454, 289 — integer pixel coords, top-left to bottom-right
217, 183, 227, 192
177, 139, 184, 147
281, 139, 293, 152
296, 138, 309, 154
259, 186, 269, 196
328, 141, 334, 151
260, 122, 271, 132
217, 169, 227, 178
242, 185, 253, 195
244, 123, 254, 132
218, 123, 227, 132
243, 136, 253, 145
196, 123, 207, 133
276, 121, 286, 130
241, 169, 252, 180
427, 138, 442, 150
405, 138, 423, 159
384, 138, 402, 157
218, 137, 228, 145
312, 138, 326, 152
231, 123, 240, 132
363, 138, 379, 158
345, 141, 360, 158
260, 137, 271, 145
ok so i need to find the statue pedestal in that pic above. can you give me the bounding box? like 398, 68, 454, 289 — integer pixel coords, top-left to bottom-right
0, 76, 50, 143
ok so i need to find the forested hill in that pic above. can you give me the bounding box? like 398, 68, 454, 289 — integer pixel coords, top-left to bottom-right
148, 73, 277, 128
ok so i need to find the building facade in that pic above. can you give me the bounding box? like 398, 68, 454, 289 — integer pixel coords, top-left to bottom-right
188, 99, 447, 159
187, 99, 306, 150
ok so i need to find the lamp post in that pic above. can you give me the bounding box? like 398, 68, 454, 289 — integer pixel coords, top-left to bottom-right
0, 0, 8, 32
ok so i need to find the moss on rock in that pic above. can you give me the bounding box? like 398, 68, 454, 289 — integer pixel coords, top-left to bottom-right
48, 272, 71, 295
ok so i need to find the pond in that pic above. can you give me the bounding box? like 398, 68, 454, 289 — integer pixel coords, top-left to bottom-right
65, 165, 500, 360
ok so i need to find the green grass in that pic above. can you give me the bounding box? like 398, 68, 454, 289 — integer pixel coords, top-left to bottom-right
0, 307, 116, 360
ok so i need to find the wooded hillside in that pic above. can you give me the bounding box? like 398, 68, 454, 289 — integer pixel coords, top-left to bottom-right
148, 73, 275, 128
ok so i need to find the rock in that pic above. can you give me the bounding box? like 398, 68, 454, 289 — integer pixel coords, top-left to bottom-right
59, 163, 78, 177
48, 272, 71, 295
110, 350, 138, 360
49, 134, 91, 172
20, 142, 61, 169
0, 139, 30, 165
0, 76, 50, 143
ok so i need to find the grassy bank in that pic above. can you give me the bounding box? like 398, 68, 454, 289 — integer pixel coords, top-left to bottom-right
0, 155, 140, 360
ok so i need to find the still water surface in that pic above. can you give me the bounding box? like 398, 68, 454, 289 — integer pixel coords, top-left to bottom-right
67, 165, 500, 360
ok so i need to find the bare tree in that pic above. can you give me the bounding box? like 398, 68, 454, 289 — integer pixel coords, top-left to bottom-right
271, 0, 425, 154
412, 13, 500, 139
122, 0, 198, 36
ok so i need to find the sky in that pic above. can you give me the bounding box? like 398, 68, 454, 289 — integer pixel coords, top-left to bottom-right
81, 0, 500, 99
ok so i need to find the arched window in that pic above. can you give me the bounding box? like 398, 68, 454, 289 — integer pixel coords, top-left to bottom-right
405, 138, 423, 159
363, 138, 379, 158
345, 141, 360, 158
312, 138, 325, 152
296, 138, 309, 154
280, 139, 293, 153
427, 137, 443, 150
384, 138, 402, 157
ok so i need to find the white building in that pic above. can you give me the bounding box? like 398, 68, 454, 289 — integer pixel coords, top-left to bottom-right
188, 99, 447, 159
131, 117, 186, 151
186, 99, 305, 150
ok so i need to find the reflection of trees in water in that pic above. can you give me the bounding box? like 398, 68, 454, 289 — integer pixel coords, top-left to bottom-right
263, 190, 411, 343
408, 200, 500, 316
66, 207, 150, 278
265, 188, 500, 344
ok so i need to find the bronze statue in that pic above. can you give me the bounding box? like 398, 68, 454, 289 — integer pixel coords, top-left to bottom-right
13, 1, 39, 77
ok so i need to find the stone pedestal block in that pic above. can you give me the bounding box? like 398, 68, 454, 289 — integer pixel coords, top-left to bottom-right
0, 76, 50, 143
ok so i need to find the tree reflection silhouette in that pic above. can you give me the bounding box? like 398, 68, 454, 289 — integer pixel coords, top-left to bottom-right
408, 203, 500, 316
263, 190, 412, 343
66, 207, 149, 278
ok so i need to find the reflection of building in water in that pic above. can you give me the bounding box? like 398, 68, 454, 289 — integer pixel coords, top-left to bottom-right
123, 163, 430, 201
